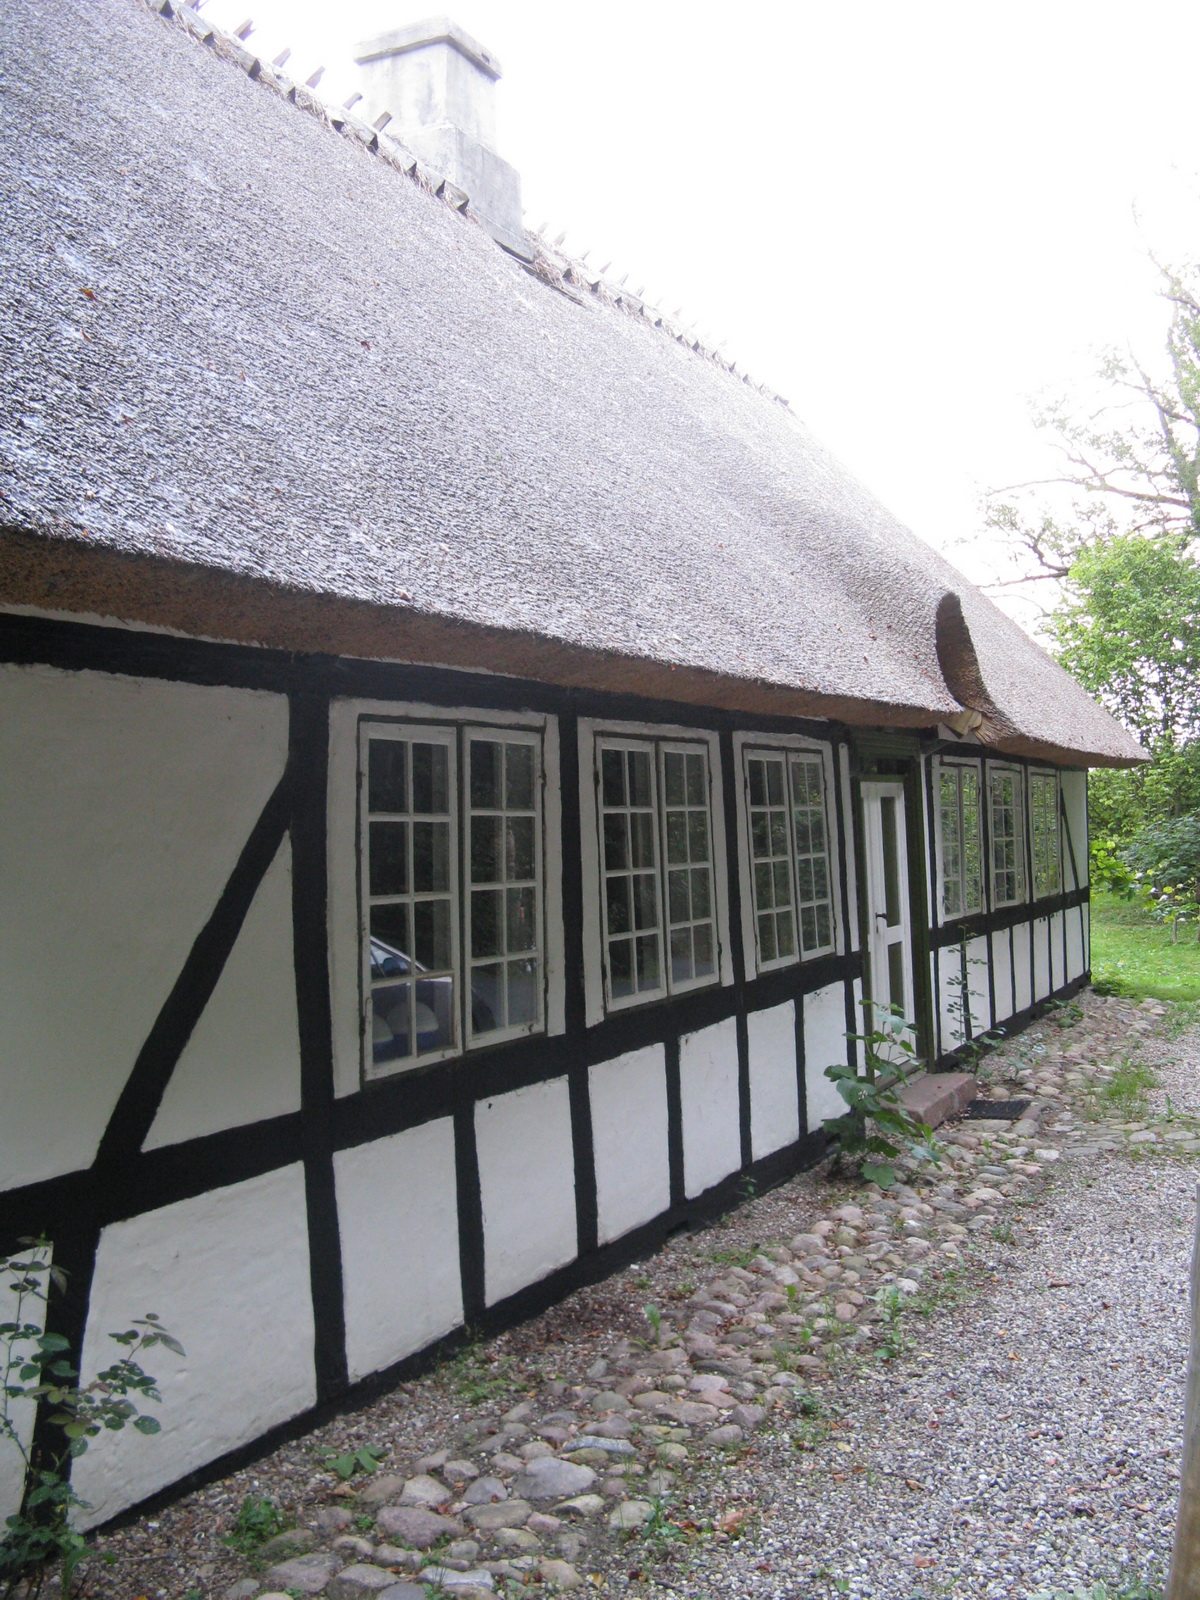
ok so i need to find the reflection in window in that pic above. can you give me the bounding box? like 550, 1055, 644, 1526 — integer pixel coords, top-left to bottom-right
597, 737, 719, 1008
1030, 772, 1061, 899
938, 764, 982, 919
744, 747, 836, 969
989, 768, 1027, 908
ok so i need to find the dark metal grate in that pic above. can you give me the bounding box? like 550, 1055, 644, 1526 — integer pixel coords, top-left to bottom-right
965, 1099, 1031, 1120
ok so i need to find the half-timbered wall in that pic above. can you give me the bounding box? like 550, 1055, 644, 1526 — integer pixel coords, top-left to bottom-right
0, 612, 865, 1526
0, 616, 1092, 1526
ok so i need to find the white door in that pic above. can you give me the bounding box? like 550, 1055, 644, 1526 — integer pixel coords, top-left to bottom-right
861, 781, 915, 1028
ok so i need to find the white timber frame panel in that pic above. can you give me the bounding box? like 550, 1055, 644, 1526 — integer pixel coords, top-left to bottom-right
747, 1000, 800, 1161
476, 1077, 577, 1306
0, 664, 291, 1189
589, 1046, 671, 1245
679, 1017, 741, 1198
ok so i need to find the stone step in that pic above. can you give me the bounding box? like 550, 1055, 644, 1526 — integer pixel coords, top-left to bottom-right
898, 1071, 977, 1129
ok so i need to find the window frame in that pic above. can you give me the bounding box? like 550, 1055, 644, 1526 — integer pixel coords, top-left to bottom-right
358, 717, 548, 1081
593, 731, 723, 1015
935, 759, 983, 922
740, 738, 839, 976
1029, 768, 1062, 901
987, 764, 1028, 910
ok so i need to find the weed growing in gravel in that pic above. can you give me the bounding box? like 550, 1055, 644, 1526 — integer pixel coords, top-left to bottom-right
1096, 1059, 1159, 1118
223, 1495, 289, 1556
1030, 1582, 1163, 1600
320, 1442, 385, 1480
991, 1222, 1016, 1244
706, 1244, 763, 1269
445, 1341, 519, 1405
873, 1284, 908, 1360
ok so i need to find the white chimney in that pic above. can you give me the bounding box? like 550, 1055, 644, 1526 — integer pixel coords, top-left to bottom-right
354, 17, 525, 253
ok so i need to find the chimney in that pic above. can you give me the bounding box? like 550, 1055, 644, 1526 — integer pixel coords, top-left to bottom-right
354, 17, 525, 253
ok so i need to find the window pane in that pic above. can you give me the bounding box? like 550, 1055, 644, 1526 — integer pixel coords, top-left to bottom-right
754, 860, 773, 909
471, 963, 504, 1033
800, 905, 818, 951
693, 922, 715, 977
670, 926, 692, 983
665, 811, 688, 864
765, 761, 785, 805
668, 867, 691, 922
471, 816, 501, 884
412, 820, 450, 892
368, 739, 408, 812
369, 821, 409, 896
606, 875, 631, 935
628, 750, 653, 808
414, 977, 453, 1055
470, 739, 501, 810
603, 812, 629, 871
414, 899, 452, 970
506, 815, 536, 881
748, 759, 766, 807
663, 751, 686, 806
758, 912, 777, 964
687, 810, 708, 863
506, 886, 536, 954
609, 936, 634, 998
631, 812, 657, 869
411, 741, 448, 814
372, 982, 412, 1066
602, 747, 626, 807
691, 867, 711, 918
776, 909, 796, 959
472, 888, 502, 957
507, 958, 539, 1026
814, 905, 832, 949
633, 872, 658, 930
370, 903, 410, 966
635, 933, 661, 991
505, 743, 535, 810
685, 753, 706, 806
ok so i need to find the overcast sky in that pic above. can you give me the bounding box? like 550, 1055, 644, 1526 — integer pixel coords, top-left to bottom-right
204, 0, 1199, 620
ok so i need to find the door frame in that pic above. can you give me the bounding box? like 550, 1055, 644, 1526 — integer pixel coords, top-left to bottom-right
850, 739, 935, 1064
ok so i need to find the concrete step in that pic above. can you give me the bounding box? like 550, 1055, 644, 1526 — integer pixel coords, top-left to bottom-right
898, 1071, 977, 1130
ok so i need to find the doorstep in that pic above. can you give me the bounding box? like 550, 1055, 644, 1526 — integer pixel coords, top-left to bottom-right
899, 1070, 977, 1129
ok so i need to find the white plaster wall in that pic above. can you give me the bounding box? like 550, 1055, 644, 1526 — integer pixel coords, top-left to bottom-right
476, 1078, 576, 1305
335, 1119, 463, 1381
991, 930, 1014, 1025
0, 1247, 48, 1530
1066, 906, 1086, 981
327, 698, 564, 1098
1033, 917, 1052, 1001
144, 841, 301, 1149
1051, 910, 1066, 993
589, 1046, 670, 1245
966, 934, 991, 1035
1013, 922, 1033, 1014
679, 1017, 741, 1197
938, 948, 967, 1052
72, 1165, 314, 1527
803, 982, 849, 1131
0, 665, 289, 1191
1061, 769, 1089, 890
747, 1001, 799, 1160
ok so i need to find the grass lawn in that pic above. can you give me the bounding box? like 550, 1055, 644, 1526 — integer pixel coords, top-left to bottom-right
1090, 889, 1200, 1004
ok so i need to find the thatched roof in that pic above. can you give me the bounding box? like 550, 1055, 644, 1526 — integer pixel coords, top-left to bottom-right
0, 0, 1144, 766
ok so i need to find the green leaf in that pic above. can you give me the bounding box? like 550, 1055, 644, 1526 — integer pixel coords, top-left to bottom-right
133, 1415, 161, 1435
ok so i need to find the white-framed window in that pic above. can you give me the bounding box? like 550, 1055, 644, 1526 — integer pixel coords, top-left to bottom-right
743, 746, 836, 968
988, 766, 1027, 908
1029, 770, 1061, 899
937, 762, 983, 919
596, 736, 718, 1009
361, 720, 545, 1078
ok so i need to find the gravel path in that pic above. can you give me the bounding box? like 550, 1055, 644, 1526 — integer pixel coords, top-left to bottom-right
634, 1023, 1199, 1600
84, 998, 1198, 1600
